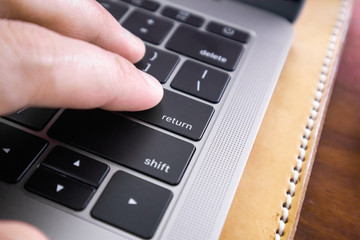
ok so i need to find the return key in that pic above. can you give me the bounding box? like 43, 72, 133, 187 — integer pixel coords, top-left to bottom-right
128, 90, 214, 141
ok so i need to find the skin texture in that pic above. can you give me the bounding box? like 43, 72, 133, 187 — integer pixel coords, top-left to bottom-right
0, 0, 164, 115
0, 0, 164, 238
0, 221, 48, 240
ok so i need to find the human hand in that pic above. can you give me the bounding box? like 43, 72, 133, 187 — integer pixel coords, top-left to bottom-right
0, 0, 164, 238
0, 0, 163, 116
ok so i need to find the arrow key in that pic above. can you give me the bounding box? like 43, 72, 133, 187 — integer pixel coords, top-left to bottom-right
92, 171, 172, 238
25, 167, 95, 211
41, 146, 109, 188
0, 122, 48, 183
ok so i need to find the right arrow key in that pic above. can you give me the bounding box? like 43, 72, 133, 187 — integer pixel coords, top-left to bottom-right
92, 171, 173, 239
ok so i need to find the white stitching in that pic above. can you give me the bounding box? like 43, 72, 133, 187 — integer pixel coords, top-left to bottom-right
275, 1, 348, 238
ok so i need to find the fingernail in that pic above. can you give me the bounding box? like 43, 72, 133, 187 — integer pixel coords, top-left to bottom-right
140, 71, 163, 93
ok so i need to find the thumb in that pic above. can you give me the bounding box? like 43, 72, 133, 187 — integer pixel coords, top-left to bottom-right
0, 20, 163, 115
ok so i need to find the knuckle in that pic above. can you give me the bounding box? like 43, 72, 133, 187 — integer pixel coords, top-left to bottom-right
0, 20, 58, 105
1, 20, 56, 61
86, 1, 110, 44
103, 54, 135, 100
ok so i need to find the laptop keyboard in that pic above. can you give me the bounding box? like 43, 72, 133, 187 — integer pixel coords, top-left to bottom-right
0, 0, 250, 238
135, 45, 179, 83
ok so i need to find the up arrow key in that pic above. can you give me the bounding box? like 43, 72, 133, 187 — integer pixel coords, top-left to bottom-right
128, 198, 137, 205
56, 184, 64, 192
2, 148, 11, 154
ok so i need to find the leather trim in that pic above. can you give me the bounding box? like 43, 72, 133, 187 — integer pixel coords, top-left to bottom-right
220, 0, 353, 239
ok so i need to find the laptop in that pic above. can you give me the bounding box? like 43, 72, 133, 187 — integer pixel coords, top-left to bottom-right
0, 0, 304, 239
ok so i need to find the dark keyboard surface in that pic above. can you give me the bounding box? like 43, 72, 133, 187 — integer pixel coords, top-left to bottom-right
171, 60, 230, 103
48, 109, 195, 185
4, 108, 58, 131
26, 167, 96, 211
92, 171, 172, 239
161, 6, 204, 27
135, 45, 179, 83
123, 10, 173, 44
166, 25, 244, 71
1, 0, 251, 238
0, 122, 48, 183
42, 146, 109, 188
128, 89, 214, 141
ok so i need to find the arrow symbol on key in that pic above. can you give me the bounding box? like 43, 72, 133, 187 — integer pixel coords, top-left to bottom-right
128, 198, 137, 205
2, 148, 11, 154
56, 184, 64, 192
73, 160, 80, 167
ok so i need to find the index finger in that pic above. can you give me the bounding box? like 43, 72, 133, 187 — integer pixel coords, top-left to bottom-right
0, 0, 145, 63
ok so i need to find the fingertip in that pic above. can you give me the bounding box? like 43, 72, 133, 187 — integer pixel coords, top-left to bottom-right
139, 71, 164, 98
140, 72, 164, 109
0, 220, 48, 240
122, 28, 146, 63
101, 70, 163, 112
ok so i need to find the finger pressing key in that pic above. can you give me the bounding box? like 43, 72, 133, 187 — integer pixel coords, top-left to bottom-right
0, 0, 145, 63
0, 20, 163, 115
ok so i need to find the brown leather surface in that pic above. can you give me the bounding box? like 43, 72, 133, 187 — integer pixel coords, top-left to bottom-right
295, 1, 360, 239
220, 0, 353, 239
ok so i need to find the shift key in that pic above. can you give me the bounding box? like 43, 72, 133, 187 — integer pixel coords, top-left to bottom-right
48, 109, 195, 185
128, 90, 214, 141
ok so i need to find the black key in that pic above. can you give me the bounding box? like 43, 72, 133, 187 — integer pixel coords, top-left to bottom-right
92, 171, 172, 239
42, 146, 109, 188
121, 0, 159, 11
135, 45, 179, 83
26, 167, 95, 211
128, 89, 214, 141
206, 21, 251, 43
171, 60, 230, 103
5, 108, 58, 131
97, 0, 128, 21
122, 10, 173, 44
161, 6, 204, 27
48, 109, 195, 185
166, 25, 244, 71
0, 122, 48, 183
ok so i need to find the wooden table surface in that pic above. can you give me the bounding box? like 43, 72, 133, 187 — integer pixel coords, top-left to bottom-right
294, 1, 360, 239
